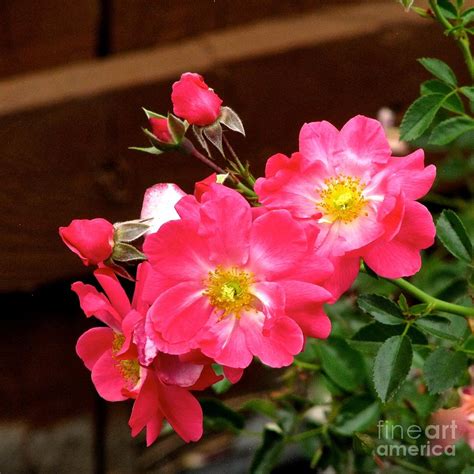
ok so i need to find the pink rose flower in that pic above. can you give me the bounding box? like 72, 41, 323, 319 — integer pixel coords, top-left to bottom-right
149, 117, 173, 143
59, 218, 115, 266
255, 115, 436, 298
74, 264, 213, 445
171, 72, 223, 126
431, 368, 474, 451
142, 184, 333, 369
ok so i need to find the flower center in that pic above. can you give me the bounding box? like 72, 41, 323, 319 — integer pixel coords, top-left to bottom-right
318, 175, 367, 223
204, 266, 254, 317
112, 334, 140, 386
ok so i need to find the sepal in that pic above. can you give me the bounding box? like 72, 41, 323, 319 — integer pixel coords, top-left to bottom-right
203, 121, 224, 155
114, 218, 151, 243
219, 106, 245, 135
112, 242, 147, 262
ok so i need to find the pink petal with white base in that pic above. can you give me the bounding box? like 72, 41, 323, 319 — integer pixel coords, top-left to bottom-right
140, 183, 186, 235
299, 120, 339, 164
199, 191, 252, 266
336, 115, 391, 164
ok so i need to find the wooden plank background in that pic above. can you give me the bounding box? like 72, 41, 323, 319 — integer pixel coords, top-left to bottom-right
0, 1, 466, 292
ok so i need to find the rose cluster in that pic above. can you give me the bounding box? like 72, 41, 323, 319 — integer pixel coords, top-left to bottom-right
60, 72, 436, 445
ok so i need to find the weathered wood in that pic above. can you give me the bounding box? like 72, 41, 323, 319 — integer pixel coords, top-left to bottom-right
108, 0, 373, 53
0, 0, 99, 78
0, 3, 463, 292
0, 2, 422, 116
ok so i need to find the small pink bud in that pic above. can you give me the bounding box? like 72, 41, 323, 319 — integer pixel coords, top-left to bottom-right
171, 73, 222, 126
59, 218, 114, 266
149, 117, 173, 143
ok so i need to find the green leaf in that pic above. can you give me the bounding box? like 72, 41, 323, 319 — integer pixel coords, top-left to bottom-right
462, 8, 474, 25
373, 335, 413, 402
352, 322, 427, 344
420, 79, 464, 113
358, 294, 405, 325
353, 433, 376, 455
111, 242, 146, 262
436, 209, 473, 263
420, 79, 463, 113
421, 81, 452, 97
210, 364, 232, 394
437, 0, 458, 20
429, 116, 474, 145
316, 336, 365, 391
212, 378, 232, 395
400, 94, 445, 141
415, 314, 468, 341
461, 85, 474, 101
424, 348, 467, 394
461, 85, 474, 112
201, 398, 245, 432
332, 396, 381, 436
310, 447, 323, 469
250, 424, 284, 474
241, 399, 278, 420
418, 58, 457, 87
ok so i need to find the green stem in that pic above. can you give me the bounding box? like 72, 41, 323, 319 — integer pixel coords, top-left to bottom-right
293, 359, 320, 371
235, 181, 258, 199
223, 134, 257, 187
389, 457, 434, 474
387, 277, 474, 317
288, 426, 324, 443
429, 0, 474, 81
182, 138, 227, 174
360, 264, 474, 317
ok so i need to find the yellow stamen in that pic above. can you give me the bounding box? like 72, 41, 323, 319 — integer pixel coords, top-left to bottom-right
112, 333, 140, 386
203, 266, 254, 318
318, 175, 367, 223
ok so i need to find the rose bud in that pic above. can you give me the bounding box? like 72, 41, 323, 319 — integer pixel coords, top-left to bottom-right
59, 218, 115, 266
171, 72, 223, 126
149, 117, 173, 144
